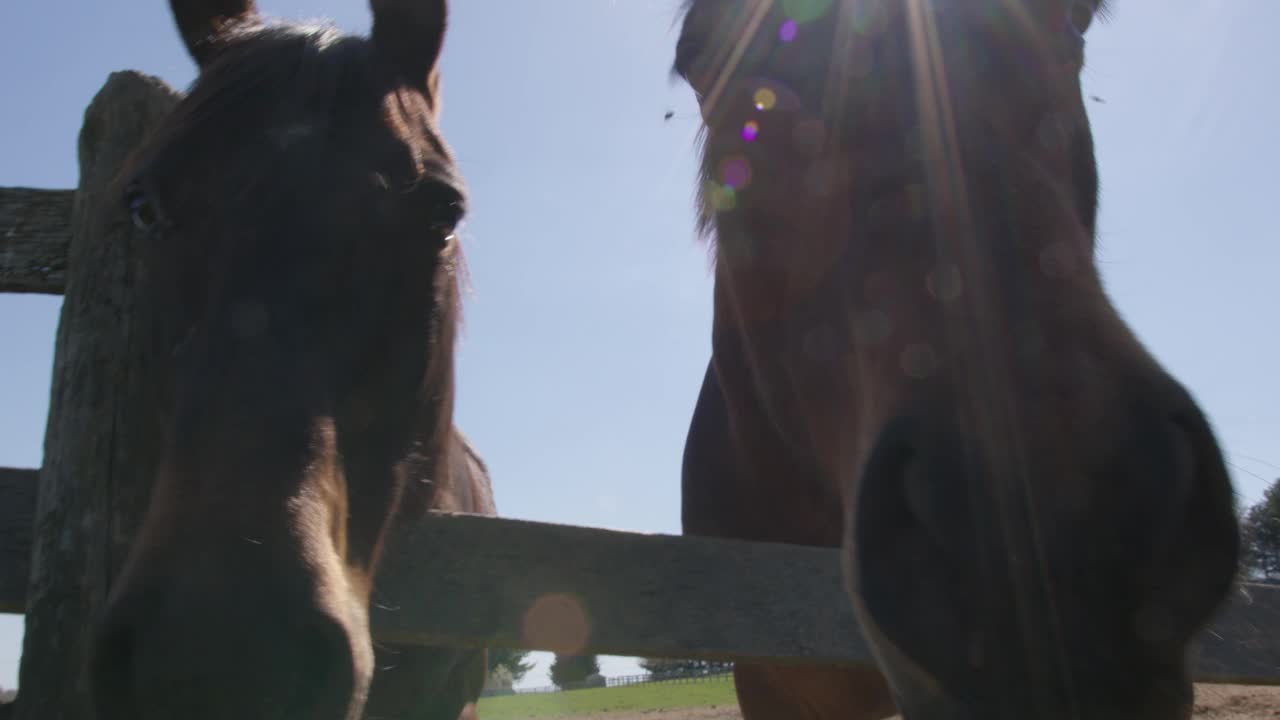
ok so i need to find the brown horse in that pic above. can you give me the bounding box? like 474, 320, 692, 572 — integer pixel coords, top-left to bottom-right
87, 1, 494, 719
674, 1, 1239, 718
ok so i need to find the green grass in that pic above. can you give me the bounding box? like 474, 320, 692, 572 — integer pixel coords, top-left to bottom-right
476, 678, 738, 719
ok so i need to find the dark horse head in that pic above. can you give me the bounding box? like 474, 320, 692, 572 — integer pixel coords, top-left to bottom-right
89, 1, 472, 718
675, 1, 1239, 718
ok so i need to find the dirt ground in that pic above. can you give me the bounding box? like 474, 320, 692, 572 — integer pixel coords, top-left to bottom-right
568, 685, 1280, 720
1193, 685, 1280, 719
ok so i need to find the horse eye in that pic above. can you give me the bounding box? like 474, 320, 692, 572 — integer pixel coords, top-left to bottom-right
434, 202, 465, 235
426, 184, 467, 236
125, 187, 159, 231
1066, 0, 1096, 39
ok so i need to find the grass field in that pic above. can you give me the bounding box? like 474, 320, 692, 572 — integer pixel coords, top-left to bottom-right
476, 679, 738, 720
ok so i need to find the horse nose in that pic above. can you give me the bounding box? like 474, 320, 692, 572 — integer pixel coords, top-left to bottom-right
854, 374, 1237, 576
1095, 372, 1240, 596
91, 575, 365, 720
847, 374, 1240, 716
1137, 377, 1241, 646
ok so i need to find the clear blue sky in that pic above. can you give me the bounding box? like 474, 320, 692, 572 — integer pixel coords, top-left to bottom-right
1, 0, 1276, 692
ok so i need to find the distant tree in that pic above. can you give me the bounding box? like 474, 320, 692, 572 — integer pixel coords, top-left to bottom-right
487, 648, 535, 684
485, 665, 515, 694
639, 657, 684, 676
639, 657, 733, 678
549, 654, 600, 689
1241, 478, 1280, 581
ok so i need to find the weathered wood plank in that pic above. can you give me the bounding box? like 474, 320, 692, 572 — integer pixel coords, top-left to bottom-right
372, 513, 1280, 685
372, 512, 874, 666
0, 188, 73, 294
1193, 581, 1280, 685
13, 71, 180, 720
0, 468, 38, 613
1, 472, 1278, 683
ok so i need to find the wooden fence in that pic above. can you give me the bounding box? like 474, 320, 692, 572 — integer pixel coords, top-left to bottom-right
494, 669, 735, 697
604, 670, 734, 689
1, 70, 1279, 719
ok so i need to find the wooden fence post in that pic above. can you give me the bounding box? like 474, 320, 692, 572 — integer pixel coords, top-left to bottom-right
13, 72, 179, 720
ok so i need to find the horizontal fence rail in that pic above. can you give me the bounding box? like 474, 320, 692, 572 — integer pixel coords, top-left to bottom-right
0, 467, 1277, 683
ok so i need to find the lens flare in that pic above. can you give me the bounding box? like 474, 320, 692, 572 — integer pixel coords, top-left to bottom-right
850, 0, 890, 35
720, 156, 752, 189
705, 180, 737, 212
521, 593, 591, 655
778, 19, 798, 42
901, 343, 939, 379
753, 87, 777, 111
782, 0, 833, 24
741, 120, 760, 142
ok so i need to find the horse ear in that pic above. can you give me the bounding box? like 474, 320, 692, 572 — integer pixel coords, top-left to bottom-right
370, 0, 448, 91
169, 0, 260, 67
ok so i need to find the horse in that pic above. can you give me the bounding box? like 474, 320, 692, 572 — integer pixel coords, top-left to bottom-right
87, 1, 495, 719
673, 1, 1240, 718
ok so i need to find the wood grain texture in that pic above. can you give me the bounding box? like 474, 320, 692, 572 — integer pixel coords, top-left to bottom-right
369, 512, 1280, 684
0, 468, 37, 614
12, 71, 179, 720
371, 512, 873, 666
1193, 581, 1280, 685
0, 188, 73, 294
2, 479, 1278, 684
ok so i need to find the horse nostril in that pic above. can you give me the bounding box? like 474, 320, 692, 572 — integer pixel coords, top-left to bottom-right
285, 614, 362, 719
857, 417, 921, 529
1123, 396, 1242, 657
89, 582, 366, 720
1167, 410, 1205, 499
1160, 401, 1239, 566
857, 417, 969, 555
1138, 394, 1223, 562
